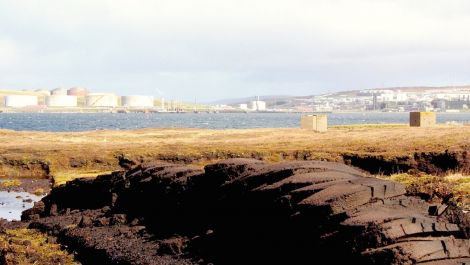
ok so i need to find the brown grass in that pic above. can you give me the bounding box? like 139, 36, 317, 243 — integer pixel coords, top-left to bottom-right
0, 124, 469, 183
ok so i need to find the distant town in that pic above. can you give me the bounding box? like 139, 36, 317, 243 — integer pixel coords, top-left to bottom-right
2, 85, 470, 113
215, 85, 470, 113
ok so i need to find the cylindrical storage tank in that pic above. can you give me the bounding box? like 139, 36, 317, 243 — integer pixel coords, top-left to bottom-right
85, 93, 118, 107
51, 87, 67, 95
46, 95, 77, 107
121, 95, 154, 108
67, 87, 89, 96
4, 95, 38, 108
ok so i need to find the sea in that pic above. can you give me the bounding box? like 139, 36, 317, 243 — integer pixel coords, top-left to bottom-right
0, 112, 470, 132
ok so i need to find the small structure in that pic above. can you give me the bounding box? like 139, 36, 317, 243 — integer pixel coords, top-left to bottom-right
46, 95, 77, 107
68, 87, 89, 96
409, 112, 436, 127
4, 95, 38, 108
50, 87, 68, 96
121, 95, 154, 108
300, 115, 328, 132
86, 93, 118, 107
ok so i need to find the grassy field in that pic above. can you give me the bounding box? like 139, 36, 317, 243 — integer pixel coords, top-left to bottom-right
0, 124, 468, 174
0, 124, 469, 205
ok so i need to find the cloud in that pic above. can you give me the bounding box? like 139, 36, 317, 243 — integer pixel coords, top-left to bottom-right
1, 0, 470, 100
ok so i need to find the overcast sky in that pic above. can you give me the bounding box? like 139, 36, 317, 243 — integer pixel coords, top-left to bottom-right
1, 0, 470, 101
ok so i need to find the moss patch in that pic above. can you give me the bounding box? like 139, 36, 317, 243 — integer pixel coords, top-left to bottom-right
380, 173, 470, 209
0, 228, 78, 265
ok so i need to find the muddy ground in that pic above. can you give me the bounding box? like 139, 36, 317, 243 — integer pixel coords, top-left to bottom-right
2, 159, 467, 265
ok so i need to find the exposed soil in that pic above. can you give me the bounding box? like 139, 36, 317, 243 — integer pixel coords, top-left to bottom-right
16, 159, 470, 265
343, 150, 470, 175
0, 158, 50, 179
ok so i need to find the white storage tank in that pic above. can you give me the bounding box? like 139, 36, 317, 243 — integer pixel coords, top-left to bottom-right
121, 95, 154, 108
46, 95, 77, 107
50, 87, 68, 96
86, 93, 118, 107
4, 95, 38, 108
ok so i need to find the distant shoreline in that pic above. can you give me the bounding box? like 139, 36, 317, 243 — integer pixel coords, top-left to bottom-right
1, 107, 470, 114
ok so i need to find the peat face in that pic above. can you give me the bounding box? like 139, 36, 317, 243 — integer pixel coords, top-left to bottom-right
23, 159, 470, 265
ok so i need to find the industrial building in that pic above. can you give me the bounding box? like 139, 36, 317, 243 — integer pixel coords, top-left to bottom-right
249, 100, 266, 111
46, 95, 78, 107
68, 87, 89, 96
51, 87, 68, 96
121, 95, 154, 108
86, 93, 118, 107
239, 104, 248, 110
4, 95, 38, 108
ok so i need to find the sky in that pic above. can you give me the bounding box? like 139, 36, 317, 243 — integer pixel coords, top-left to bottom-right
1, 0, 470, 102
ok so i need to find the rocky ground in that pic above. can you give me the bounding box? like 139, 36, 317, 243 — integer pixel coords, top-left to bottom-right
3, 159, 466, 264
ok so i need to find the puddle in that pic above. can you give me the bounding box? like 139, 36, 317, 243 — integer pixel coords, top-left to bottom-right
0, 191, 43, 221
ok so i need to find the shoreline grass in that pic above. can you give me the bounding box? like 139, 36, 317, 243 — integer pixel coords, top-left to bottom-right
0, 125, 469, 192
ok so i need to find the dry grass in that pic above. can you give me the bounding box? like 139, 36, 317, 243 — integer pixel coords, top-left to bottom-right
0, 179, 22, 188
0, 124, 469, 184
53, 170, 114, 186
33, 188, 45, 196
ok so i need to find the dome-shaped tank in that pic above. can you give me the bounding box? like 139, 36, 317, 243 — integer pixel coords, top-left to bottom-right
67, 87, 89, 96
86, 93, 118, 107
121, 95, 154, 108
50, 87, 67, 96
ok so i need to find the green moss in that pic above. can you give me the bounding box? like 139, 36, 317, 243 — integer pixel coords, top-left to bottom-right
0, 228, 78, 264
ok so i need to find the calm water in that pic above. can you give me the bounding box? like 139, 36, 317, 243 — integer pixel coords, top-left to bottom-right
0, 112, 470, 132
0, 191, 42, 221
